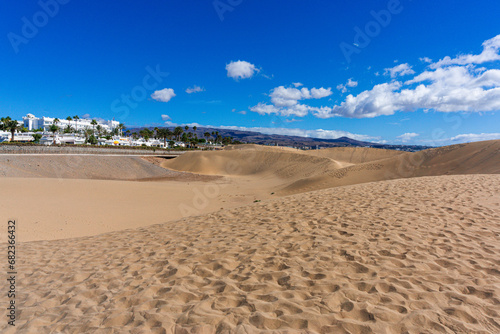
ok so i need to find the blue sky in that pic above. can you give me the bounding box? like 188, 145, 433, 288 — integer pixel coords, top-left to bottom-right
1, 0, 500, 145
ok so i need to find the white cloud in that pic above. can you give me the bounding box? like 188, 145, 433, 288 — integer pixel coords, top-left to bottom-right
316, 64, 500, 119
250, 103, 311, 117
292, 82, 303, 87
269, 86, 332, 107
151, 88, 176, 102
314, 82, 402, 118
186, 85, 205, 94
397, 132, 419, 143
336, 78, 358, 93
226, 60, 259, 80
310, 87, 333, 99
248, 36, 500, 120
448, 133, 500, 143
250, 103, 281, 115
420, 132, 500, 146
231, 109, 247, 115
161, 114, 171, 121
164, 121, 178, 127
250, 85, 332, 117
420, 57, 432, 63
431, 34, 500, 69
79, 114, 107, 123
384, 63, 415, 78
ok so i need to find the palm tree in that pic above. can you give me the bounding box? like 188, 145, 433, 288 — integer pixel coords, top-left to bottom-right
64, 124, 73, 134
118, 123, 125, 136
49, 124, 59, 144
204, 132, 211, 142
139, 129, 152, 141
91, 119, 98, 134
185, 125, 189, 132
66, 116, 73, 132
173, 126, 183, 141
1, 117, 23, 142
96, 125, 102, 137
166, 128, 173, 140
73, 115, 80, 132
157, 129, 170, 148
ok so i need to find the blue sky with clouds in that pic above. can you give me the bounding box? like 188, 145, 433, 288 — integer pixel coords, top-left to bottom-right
1, 0, 500, 145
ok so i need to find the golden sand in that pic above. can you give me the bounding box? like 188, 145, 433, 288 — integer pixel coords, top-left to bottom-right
0, 141, 499, 333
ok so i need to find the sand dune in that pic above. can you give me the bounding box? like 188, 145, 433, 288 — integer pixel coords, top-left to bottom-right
2, 140, 499, 242
2, 175, 499, 333
164, 149, 349, 178
281, 140, 500, 194
302, 146, 404, 164
2, 140, 500, 332
164, 140, 500, 196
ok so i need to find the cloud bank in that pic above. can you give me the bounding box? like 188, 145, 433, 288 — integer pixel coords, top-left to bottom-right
248, 35, 500, 119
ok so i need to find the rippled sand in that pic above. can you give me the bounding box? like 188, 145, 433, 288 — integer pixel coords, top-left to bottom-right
2, 175, 499, 333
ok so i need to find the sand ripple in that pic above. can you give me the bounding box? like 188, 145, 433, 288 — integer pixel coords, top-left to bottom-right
1, 175, 499, 333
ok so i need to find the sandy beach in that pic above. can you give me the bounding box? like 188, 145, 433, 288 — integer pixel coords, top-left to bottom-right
0, 142, 499, 333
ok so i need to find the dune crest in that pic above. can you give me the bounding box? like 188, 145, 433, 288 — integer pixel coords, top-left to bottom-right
164, 140, 500, 196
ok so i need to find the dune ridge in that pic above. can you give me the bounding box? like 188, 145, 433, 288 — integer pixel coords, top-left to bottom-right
281, 140, 500, 194
303, 146, 404, 164
2, 174, 499, 333
164, 149, 349, 178
164, 140, 500, 196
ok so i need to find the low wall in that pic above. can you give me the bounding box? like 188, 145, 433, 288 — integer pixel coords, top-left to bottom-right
0, 145, 185, 156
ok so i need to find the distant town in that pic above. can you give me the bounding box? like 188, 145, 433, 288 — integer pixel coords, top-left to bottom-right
0, 114, 237, 149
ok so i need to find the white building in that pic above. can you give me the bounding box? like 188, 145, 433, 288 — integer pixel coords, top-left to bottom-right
0, 131, 34, 143
22, 113, 119, 132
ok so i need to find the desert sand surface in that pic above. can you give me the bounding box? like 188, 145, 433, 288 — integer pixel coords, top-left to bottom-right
1, 140, 500, 332
2, 140, 500, 241
0, 171, 288, 241
1, 174, 499, 333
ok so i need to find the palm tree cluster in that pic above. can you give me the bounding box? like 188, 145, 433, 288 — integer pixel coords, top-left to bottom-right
124, 125, 239, 148
59, 116, 126, 144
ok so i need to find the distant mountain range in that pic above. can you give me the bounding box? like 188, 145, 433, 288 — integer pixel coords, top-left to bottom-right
128, 126, 432, 152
